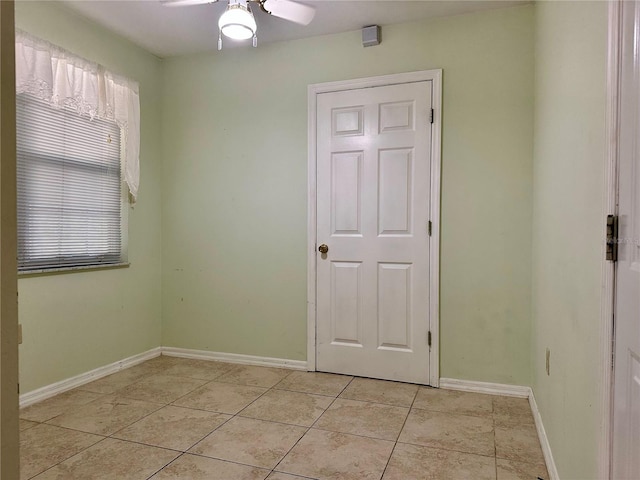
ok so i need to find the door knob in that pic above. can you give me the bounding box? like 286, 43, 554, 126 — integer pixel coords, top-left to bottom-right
318, 244, 329, 254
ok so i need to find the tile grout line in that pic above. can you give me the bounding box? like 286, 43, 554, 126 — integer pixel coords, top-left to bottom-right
178, 410, 235, 454
378, 384, 420, 479
33, 421, 111, 439
173, 450, 275, 474
107, 435, 185, 453
271, 385, 351, 399
121, 373, 213, 406
309, 425, 401, 443
393, 440, 500, 460
233, 368, 297, 418
25, 435, 111, 480
144, 451, 185, 480
269, 375, 356, 477
163, 370, 234, 407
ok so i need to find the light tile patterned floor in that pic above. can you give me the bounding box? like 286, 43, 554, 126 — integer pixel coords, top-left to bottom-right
20, 356, 549, 480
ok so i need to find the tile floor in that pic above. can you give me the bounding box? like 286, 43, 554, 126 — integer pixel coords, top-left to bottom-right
19, 356, 549, 480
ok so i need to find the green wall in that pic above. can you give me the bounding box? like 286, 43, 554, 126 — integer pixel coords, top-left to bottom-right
531, 2, 607, 478
14, 2, 615, 476
161, 5, 535, 385
15, 2, 164, 393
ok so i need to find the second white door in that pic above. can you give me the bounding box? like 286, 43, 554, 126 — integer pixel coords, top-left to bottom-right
612, 2, 640, 477
315, 80, 433, 384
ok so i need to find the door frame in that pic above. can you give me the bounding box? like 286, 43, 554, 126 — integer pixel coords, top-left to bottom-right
0, 1, 19, 477
601, 0, 622, 477
306, 69, 442, 386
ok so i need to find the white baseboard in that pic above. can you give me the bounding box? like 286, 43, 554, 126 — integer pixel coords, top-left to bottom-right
529, 391, 560, 480
439, 377, 531, 398
161, 347, 308, 371
20, 347, 307, 407
440, 377, 559, 480
20, 347, 162, 408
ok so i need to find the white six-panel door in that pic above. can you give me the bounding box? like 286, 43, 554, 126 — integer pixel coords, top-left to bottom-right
315, 81, 433, 384
612, 2, 640, 477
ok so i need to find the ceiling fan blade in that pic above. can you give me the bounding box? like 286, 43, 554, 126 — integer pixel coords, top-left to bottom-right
262, 0, 315, 25
160, 0, 218, 7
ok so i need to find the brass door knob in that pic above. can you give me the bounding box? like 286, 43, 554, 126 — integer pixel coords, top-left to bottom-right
318, 244, 329, 254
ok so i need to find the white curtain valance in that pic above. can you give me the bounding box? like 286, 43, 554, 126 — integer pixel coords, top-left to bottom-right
15, 30, 140, 201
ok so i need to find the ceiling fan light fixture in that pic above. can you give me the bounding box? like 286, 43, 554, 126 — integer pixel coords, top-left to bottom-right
218, 1, 257, 41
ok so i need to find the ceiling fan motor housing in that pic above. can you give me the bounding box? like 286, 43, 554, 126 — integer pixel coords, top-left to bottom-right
219, 0, 257, 40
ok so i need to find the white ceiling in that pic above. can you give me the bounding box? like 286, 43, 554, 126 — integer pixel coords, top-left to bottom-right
60, 0, 526, 58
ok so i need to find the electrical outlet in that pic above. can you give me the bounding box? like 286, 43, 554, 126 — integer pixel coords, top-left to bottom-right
545, 348, 550, 376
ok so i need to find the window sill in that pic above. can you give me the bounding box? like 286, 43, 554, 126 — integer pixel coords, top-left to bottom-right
18, 262, 130, 278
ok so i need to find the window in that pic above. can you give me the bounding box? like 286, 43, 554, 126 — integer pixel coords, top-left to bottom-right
16, 94, 125, 272
14, 30, 140, 272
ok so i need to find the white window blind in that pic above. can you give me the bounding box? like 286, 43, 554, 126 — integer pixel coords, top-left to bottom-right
17, 94, 123, 271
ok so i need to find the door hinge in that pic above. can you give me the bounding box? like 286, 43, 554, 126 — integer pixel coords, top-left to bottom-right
430, 108, 434, 124
428, 221, 432, 236
606, 215, 619, 262
427, 330, 432, 347
611, 350, 615, 371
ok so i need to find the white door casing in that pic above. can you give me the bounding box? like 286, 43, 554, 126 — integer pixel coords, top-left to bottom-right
612, 2, 640, 478
307, 71, 441, 386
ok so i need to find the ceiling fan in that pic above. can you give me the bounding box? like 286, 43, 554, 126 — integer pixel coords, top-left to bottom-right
161, 0, 316, 50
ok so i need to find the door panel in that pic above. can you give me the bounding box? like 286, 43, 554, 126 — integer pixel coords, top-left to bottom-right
331, 152, 362, 235
613, 2, 640, 478
316, 81, 432, 384
330, 261, 362, 345
378, 148, 413, 235
379, 101, 414, 132
378, 262, 412, 350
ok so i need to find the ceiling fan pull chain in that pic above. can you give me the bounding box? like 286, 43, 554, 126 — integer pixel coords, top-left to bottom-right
218, 31, 223, 51
252, 34, 257, 48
